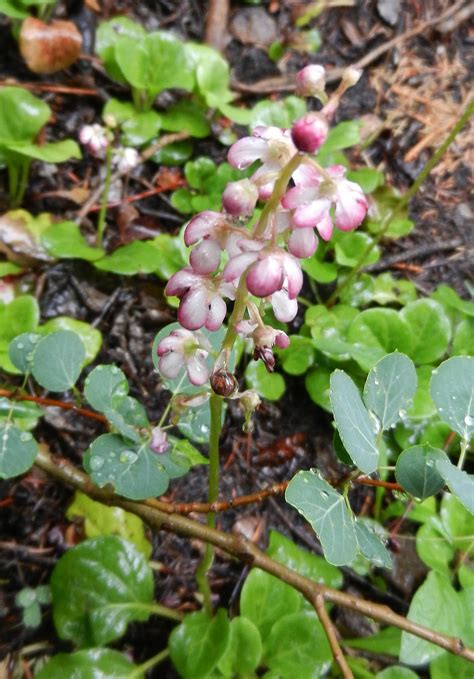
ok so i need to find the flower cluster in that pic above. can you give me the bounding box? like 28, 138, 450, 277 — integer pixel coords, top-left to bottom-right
157, 65, 368, 393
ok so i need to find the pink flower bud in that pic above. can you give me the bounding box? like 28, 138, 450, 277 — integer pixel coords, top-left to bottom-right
113, 147, 140, 173
296, 65, 326, 97
222, 179, 259, 216
79, 124, 109, 158
291, 113, 329, 153
150, 427, 170, 454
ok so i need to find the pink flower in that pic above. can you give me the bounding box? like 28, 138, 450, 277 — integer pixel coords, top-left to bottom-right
228, 126, 297, 200
287, 227, 318, 258
165, 268, 235, 331
223, 246, 303, 300
271, 288, 298, 323
296, 65, 326, 97
156, 328, 211, 386
150, 427, 170, 454
282, 165, 368, 238
184, 211, 250, 275
291, 112, 329, 153
79, 124, 109, 158
113, 147, 140, 173
222, 179, 259, 216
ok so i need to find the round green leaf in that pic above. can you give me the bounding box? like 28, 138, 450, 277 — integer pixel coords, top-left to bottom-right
0, 87, 50, 143
217, 617, 262, 677
407, 365, 437, 420
377, 668, 419, 679
8, 332, 41, 373
453, 319, 474, 355
245, 361, 285, 401
7, 140, 81, 163
0, 424, 38, 478
330, 370, 379, 473
347, 308, 413, 371
416, 522, 453, 578
39, 318, 102, 365
160, 100, 210, 138
279, 336, 314, 375
0, 295, 39, 343
96, 17, 146, 83
305, 366, 331, 411
50, 535, 154, 647
31, 330, 85, 392
285, 470, 358, 566
430, 356, 474, 441
84, 365, 129, 412
335, 231, 380, 268
84, 434, 169, 501
240, 568, 301, 640
36, 648, 138, 679
169, 609, 230, 679
436, 459, 474, 513
354, 520, 392, 569
400, 299, 451, 364
395, 444, 447, 500
264, 611, 332, 679
363, 352, 417, 430
41, 222, 105, 262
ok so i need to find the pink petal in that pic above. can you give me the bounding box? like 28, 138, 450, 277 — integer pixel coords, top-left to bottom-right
223, 251, 258, 282
335, 184, 368, 231
275, 330, 290, 349
205, 295, 227, 331
292, 198, 331, 229
292, 163, 322, 187
282, 255, 303, 299
228, 137, 268, 169
246, 256, 284, 298
288, 228, 318, 259
178, 288, 209, 330
187, 353, 210, 386
315, 211, 334, 241
159, 351, 184, 378
282, 185, 318, 210
165, 268, 198, 297
271, 290, 298, 322
157, 334, 181, 356
190, 239, 221, 275
184, 211, 222, 246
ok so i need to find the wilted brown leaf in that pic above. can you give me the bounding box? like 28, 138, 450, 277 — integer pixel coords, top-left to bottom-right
19, 18, 82, 75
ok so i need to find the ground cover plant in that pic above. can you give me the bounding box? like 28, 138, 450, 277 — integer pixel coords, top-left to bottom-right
0, 1, 473, 678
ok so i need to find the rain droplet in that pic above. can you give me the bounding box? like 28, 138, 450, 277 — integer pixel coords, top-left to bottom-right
320, 491, 329, 499
111, 366, 119, 374
464, 415, 474, 427
90, 457, 104, 471
20, 433, 32, 442
119, 450, 138, 464
17, 343, 24, 349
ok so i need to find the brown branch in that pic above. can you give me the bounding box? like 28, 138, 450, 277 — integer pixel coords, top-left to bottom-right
0, 388, 107, 425
231, 0, 467, 93
313, 592, 353, 678
0, 81, 101, 97
204, 0, 230, 52
35, 449, 474, 665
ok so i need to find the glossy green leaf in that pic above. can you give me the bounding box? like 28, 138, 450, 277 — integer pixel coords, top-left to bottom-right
415, 522, 453, 578
407, 365, 437, 420
169, 609, 230, 679
263, 611, 332, 679
430, 356, 474, 441
400, 299, 451, 364
430, 652, 474, 679
7, 140, 81, 163
84, 434, 169, 501
267, 530, 343, 588
436, 459, 474, 513
0, 87, 50, 143
376, 668, 419, 679
240, 568, 301, 640
94, 236, 185, 279
286, 470, 358, 566
0, 261, 22, 275
0, 295, 39, 342
96, 17, 146, 83
217, 617, 262, 677
318, 120, 361, 156
279, 336, 314, 375
453, 318, 474, 355
346, 168, 384, 193
245, 361, 285, 401
187, 43, 233, 107
432, 284, 474, 318
41, 221, 105, 261
301, 256, 338, 283
330, 370, 379, 473
36, 649, 139, 679
0, 397, 43, 421
395, 445, 447, 500
160, 99, 210, 138
84, 365, 128, 412
250, 96, 306, 128
440, 493, 474, 552
0, 0, 28, 19
38, 317, 102, 365
51, 536, 154, 647
0, 424, 37, 478
121, 111, 161, 146
305, 366, 331, 411
8, 332, 41, 373
346, 626, 401, 656
347, 308, 413, 372
400, 572, 465, 665
66, 491, 152, 558
335, 232, 380, 268
354, 520, 392, 569
31, 330, 85, 392
363, 352, 417, 430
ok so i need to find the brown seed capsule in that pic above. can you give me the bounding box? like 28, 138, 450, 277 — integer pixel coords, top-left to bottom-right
210, 370, 238, 397
253, 346, 275, 373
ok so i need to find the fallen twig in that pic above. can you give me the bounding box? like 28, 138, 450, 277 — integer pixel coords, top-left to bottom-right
365, 238, 463, 273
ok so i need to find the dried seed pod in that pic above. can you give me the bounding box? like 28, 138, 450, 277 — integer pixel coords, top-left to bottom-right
210, 370, 238, 397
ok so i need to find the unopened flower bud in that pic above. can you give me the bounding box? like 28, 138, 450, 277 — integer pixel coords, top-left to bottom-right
210, 370, 238, 397
291, 112, 329, 153
239, 389, 261, 432
113, 147, 140, 173
103, 113, 118, 129
296, 65, 326, 97
342, 67, 362, 89
222, 179, 259, 216
150, 426, 170, 454
79, 124, 109, 158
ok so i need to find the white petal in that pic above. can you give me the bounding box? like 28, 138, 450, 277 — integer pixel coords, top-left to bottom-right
271, 291, 298, 322
178, 288, 209, 330
159, 351, 184, 378
228, 137, 268, 169
190, 239, 221, 274
223, 252, 258, 282
187, 353, 210, 386
206, 295, 227, 331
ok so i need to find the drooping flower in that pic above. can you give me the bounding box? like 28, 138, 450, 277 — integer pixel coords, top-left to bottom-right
156, 328, 211, 386
79, 124, 109, 158
150, 426, 170, 454
184, 211, 250, 275
113, 147, 140, 173
282, 164, 368, 239
223, 246, 303, 300
222, 179, 259, 216
165, 268, 235, 332
227, 126, 297, 200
